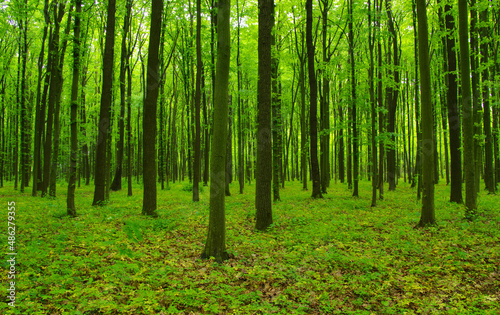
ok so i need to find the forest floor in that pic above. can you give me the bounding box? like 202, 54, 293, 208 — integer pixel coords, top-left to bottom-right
0, 179, 499, 314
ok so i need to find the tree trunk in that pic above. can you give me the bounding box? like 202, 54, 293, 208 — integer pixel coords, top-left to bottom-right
255, 0, 274, 230
202, 66, 210, 186
480, 7, 494, 194
444, 3, 463, 203
19, 2, 29, 193
458, 0, 477, 216
306, 0, 322, 199
300, 54, 308, 190
127, 54, 133, 196
142, 0, 163, 216
225, 102, 232, 196
93, 0, 115, 206
50, 4, 72, 197
369, 0, 377, 207
272, 33, 281, 202
349, 0, 358, 197
67, 0, 81, 216
415, 0, 435, 227
236, 0, 244, 194
320, 0, 330, 194
193, 0, 202, 201
111, 0, 132, 192
32, 0, 50, 196
43, 2, 65, 196
386, 0, 399, 191
201, 0, 231, 261
470, 0, 481, 195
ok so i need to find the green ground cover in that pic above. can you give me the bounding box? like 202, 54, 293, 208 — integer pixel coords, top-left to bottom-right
0, 180, 499, 314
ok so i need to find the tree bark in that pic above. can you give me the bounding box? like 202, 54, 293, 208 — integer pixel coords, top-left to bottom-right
92, 0, 115, 206
32, 0, 50, 196
458, 0, 477, 216
306, 0, 322, 199
369, 0, 377, 207
43, 1, 65, 196
480, 7, 494, 194
67, 0, 81, 216
142, 0, 163, 216
416, 0, 435, 227
193, 0, 202, 201
110, 0, 132, 192
348, 0, 358, 197
201, 0, 231, 261
255, 0, 274, 230
386, 0, 399, 191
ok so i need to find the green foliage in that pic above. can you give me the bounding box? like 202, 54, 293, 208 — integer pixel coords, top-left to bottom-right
181, 183, 204, 193
0, 180, 499, 314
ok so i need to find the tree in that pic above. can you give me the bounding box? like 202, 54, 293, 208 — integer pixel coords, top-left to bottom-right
18, 0, 29, 193
348, 0, 358, 197
272, 30, 281, 202
32, 0, 50, 196
43, 1, 65, 197
110, 0, 132, 192
458, 0, 477, 216
444, 0, 463, 203
479, 6, 494, 194
201, 0, 231, 261
415, 0, 434, 227
386, 0, 400, 192
192, 0, 202, 201
236, 0, 244, 194
368, 0, 377, 207
92, 0, 115, 206
142, 0, 163, 216
67, 0, 82, 216
255, 0, 274, 230
306, 0, 322, 199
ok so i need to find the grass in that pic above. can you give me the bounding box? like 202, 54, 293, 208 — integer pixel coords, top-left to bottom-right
0, 179, 499, 314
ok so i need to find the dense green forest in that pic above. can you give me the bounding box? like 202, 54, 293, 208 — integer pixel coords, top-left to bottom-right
0, 0, 499, 313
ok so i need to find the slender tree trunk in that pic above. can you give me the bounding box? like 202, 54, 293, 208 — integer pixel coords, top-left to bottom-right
19, 3, 29, 193
43, 2, 65, 196
110, 0, 132, 191
480, 7, 494, 194
49, 4, 72, 197
377, 17, 384, 199
202, 66, 210, 186
201, 0, 231, 261
32, 0, 50, 196
142, 0, 163, 216
272, 33, 281, 201
255, 0, 274, 230
306, 0, 322, 199
416, 0, 435, 227
444, 3, 463, 203
93, 0, 115, 205
411, 0, 422, 200
237, 0, 244, 194
386, 0, 399, 191
348, 0, 358, 197
127, 57, 133, 196
369, 0, 377, 207
320, 0, 330, 193
437, 5, 451, 186
193, 0, 202, 201
225, 102, 232, 196
300, 56, 308, 190
470, 0, 481, 195
67, 0, 81, 216
458, 0, 477, 216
